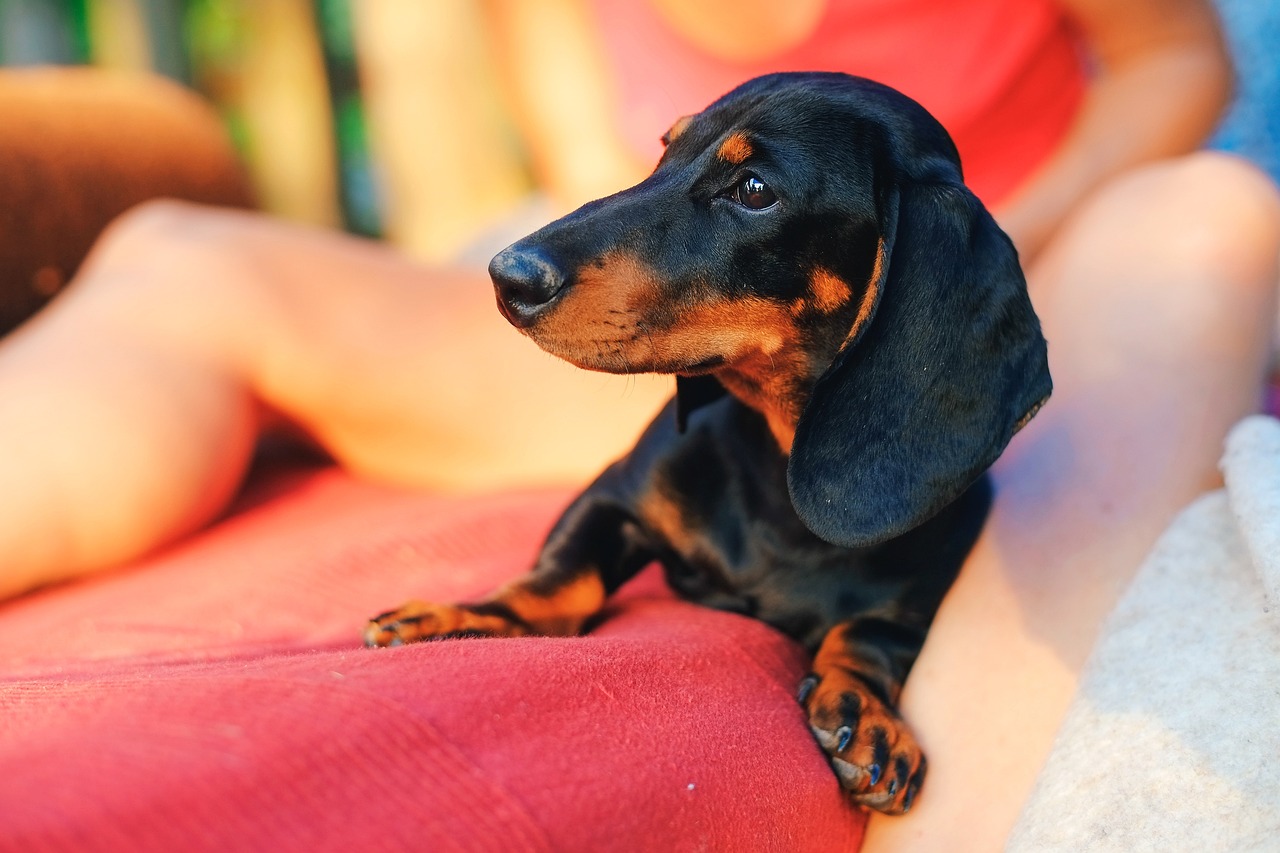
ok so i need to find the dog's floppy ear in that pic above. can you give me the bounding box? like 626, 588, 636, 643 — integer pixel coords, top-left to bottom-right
787, 179, 1051, 548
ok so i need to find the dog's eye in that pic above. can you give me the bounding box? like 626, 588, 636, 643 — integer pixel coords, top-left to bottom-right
731, 175, 777, 210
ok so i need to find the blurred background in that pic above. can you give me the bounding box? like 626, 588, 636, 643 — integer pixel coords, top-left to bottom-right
0, 0, 530, 262
0, 0, 1276, 264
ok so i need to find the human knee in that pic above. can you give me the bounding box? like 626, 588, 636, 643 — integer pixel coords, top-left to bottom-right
98, 198, 202, 252
88, 199, 255, 285
1031, 154, 1280, 369
1102, 154, 1280, 289
1171, 153, 1277, 273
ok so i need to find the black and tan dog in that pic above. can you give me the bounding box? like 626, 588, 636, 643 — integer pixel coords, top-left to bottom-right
365, 72, 1051, 815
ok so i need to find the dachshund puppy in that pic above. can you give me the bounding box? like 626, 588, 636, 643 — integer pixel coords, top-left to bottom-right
366, 72, 1051, 815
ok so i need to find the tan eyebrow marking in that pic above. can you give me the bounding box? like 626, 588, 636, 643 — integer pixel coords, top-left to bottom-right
662, 115, 694, 146
716, 131, 753, 164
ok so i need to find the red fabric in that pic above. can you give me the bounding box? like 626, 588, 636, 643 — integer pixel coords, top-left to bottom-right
592, 0, 1086, 206
0, 465, 865, 851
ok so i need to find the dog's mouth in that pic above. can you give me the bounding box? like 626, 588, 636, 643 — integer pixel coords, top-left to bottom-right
529, 330, 730, 377
493, 289, 517, 326
514, 286, 798, 382
516, 312, 735, 377
675, 355, 727, 376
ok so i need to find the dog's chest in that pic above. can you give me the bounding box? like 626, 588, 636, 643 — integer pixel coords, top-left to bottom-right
629, 400, 866, 641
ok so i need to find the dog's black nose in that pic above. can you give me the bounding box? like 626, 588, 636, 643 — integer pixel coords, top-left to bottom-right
489, 246, 565, 327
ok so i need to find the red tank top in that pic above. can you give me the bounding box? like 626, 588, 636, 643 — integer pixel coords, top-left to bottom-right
590, 0, 1086, 205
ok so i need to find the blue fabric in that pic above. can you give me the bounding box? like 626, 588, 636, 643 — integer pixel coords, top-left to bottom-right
1211, 0, 1280, 184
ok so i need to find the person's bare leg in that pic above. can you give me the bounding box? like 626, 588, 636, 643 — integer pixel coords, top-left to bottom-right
861, 154, 1280, 849
0, 200, 671, 599
0, 205, 263, 597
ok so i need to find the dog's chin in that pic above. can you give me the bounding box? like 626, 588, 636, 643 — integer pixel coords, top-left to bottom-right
674, 355, 727, 376
524, 332, 728, 378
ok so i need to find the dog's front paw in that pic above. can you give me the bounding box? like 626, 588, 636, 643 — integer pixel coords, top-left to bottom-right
363, 600, 529, 647
798, 669, 925, 815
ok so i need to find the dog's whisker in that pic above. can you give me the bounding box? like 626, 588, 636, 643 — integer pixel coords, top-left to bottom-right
638, 322, 660, 366
615, 341, 634, 376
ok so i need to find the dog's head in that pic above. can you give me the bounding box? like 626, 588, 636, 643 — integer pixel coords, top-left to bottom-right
490, 72, 1050, 548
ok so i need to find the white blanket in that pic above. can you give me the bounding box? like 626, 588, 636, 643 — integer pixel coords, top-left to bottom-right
1009, 415, 1280, 852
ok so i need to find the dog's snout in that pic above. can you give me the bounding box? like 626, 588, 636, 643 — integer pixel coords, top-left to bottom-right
489, 246, 565, 327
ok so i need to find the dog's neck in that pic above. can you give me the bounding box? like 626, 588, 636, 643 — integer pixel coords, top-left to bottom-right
711, 296, 863, 454
715, 352, 819, 454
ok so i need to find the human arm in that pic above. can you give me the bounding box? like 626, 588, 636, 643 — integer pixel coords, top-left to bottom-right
995, 0, 1232, 263
480, 0, 831, 210
480, 0, 650, 209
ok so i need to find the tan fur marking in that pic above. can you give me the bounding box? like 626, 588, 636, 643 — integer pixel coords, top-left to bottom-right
716, 353, 806, 452
843, 238, 887, 348
530, 251, 659, 369
662, 297, 791, 361
364, 600, 532, 645
1014, 393, 1050, 434
806, 623, 921, 808
868, 237, 886, 289
810, 268, 853, 314
493, 572, 607, 636
639, 490, 696, 553
652, 297, 812, 450
663, 115, 694, 146
716, 131, 753, 164
532, 254, 798, 376
524, 251, 812, 451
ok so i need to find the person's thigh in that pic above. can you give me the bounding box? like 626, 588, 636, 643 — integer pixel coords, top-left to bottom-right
0, 201, 671, 597
0, 204, 265, 595
65, 199, 673, 494
188, 206, 674, 491
862, 153, 1280, 849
